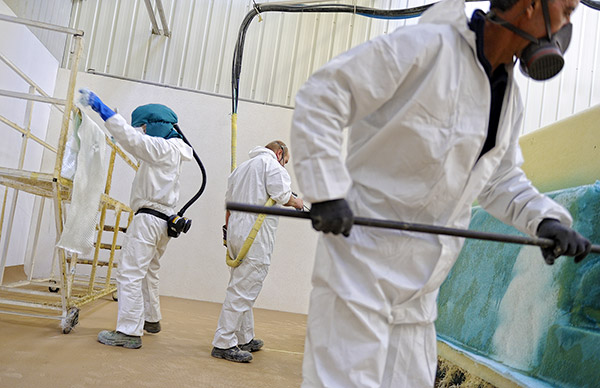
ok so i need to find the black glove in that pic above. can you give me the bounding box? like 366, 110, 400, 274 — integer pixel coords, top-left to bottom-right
537, 218, 591, 265
310, 199, 354, 237
222, 225, 227, 247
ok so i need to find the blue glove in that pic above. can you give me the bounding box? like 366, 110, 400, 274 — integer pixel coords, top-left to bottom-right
78, 88, 116, 121
310, 199, 354, 237
537, 218, 591, 265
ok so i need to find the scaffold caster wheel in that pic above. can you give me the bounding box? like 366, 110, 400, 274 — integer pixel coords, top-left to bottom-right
49, 280, 59, 293
61, 307, 80, 334
112, 291, 118, 301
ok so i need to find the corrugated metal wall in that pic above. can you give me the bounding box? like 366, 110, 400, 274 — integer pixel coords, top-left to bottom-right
3, 0, 72, 61
68, 0, 427, 105
5, 0, 600, 133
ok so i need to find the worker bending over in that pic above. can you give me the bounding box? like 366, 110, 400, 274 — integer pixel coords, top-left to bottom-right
291, 0, 590, 386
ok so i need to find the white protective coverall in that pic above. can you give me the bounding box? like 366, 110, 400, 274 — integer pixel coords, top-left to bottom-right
212, 146, 292, 349
291, 0, 573, 386
104, 113, 193, 337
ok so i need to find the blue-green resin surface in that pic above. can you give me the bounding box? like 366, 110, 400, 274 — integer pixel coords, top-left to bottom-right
437, 182, 600, 388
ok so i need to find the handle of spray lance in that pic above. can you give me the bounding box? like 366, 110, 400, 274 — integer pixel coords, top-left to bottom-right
166, 124, 207, 238
292, 191, 311, 212
225, 202, 600, 255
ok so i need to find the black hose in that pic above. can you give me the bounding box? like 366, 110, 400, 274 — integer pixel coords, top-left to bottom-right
582, 0, 600, 11
226, 202, 600, 254
173, 124, 207, 216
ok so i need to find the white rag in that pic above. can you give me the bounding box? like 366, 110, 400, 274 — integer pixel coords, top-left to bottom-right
56, 110, 107, 256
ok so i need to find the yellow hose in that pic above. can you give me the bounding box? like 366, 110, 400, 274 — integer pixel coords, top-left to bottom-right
226, 198, 275, 268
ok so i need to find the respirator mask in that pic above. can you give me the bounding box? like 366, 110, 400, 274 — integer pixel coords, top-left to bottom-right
487, 0, 572, 81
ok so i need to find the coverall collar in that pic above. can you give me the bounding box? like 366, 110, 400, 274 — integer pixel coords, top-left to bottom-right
469, 10, 494, 77
249, 146, 279, 161
420, 0, 476, 51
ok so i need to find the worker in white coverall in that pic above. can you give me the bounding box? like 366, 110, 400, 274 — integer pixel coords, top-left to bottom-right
211, 141, 304, 362
79, 90, 193, 349
291, 0, 591, 386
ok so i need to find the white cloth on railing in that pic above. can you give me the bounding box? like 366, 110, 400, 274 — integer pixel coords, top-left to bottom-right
56, 110, 107, 256
60, 114, 81, 180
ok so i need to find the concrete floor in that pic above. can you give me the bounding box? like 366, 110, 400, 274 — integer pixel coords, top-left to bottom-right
0, 268, 306, 388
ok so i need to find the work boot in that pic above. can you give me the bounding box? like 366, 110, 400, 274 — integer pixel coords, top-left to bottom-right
239, 338, 264, 352
97, 330, 142, 349
211, 346, 253, 363
144, 321, 161, 333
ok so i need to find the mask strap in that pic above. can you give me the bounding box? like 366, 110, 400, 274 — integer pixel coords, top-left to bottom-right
486, 11, 540, 44
540, 0, 553, 38
275, 141, 287, 164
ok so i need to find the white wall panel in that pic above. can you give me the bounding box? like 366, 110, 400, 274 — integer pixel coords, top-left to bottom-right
286, 12, 317, 105
593, 24, 600, 106
77, 0, 99, 71
574, 10, 597, 110
94, 1, 121, 74
312, 12, 337, 75
265, 13, 287, 103
108, 0, 139, 75
252, 11, 283, 102
187, 8, 207, 87
120, 1, 151, 79
351, 4, 374, 46
245, 10, 268, 101
144, 1, 173, 82
161, 0, 192, 84
199, 0, 230, 91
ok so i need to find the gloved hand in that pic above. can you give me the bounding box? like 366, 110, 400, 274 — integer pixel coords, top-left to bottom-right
78, 88, 116, 121
291, 193, 305, 211
537, 218, 591, 265
222, 225, 227, 247
310, 199, 353, 237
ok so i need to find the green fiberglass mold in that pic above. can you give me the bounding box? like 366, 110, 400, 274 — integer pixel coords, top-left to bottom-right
437, 182, 600, 388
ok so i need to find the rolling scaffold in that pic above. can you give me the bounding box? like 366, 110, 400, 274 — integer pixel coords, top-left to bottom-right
0, 14, 137, 333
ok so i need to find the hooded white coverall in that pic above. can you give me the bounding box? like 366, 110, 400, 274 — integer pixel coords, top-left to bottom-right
291, 0, 573, 386
104, 114, 193, 337
212, 146, 292, 349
